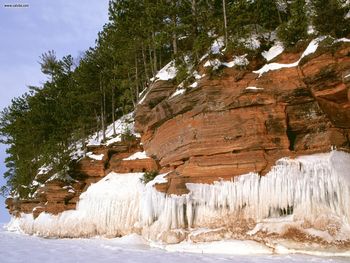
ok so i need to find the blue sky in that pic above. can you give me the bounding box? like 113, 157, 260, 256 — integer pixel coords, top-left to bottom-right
0, 0, 109, 222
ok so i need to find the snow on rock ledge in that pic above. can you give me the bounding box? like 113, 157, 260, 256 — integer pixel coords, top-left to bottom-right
262, 42, 284, 61
154, 61, 177, 81
123, 151, 149, 161
87, 113, 140, 147
7, 151, 350, 246
86, 152, 104, 161
253, 37, 325, 77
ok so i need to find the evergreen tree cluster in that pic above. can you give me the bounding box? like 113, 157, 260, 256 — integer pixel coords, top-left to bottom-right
1, 0, 349, 197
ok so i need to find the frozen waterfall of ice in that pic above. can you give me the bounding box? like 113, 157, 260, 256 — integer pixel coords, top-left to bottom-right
7, 150, 350, 240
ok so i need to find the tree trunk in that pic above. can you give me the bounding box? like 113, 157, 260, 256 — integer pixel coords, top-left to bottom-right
191, 0, 196, 14
128, 72, 136, 107
192, 0, 197, 31
152, 31, 157, 72
149, 43, 155, 76
222, 0, 228, 47
172, 2, 178, 56
99, 72, 106, 142
159, 49, 162, 70
94, 110, 99, 142
135, 55, 140, 102
172, 32, 178, 56
103, 81, 106, 142
141, 43, 149, 82
191, 0, 199, 60
112, 74, 116, 136
277, 7, 282, 24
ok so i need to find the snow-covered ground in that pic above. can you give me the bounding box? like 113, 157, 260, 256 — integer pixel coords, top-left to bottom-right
0, 226, 348, 263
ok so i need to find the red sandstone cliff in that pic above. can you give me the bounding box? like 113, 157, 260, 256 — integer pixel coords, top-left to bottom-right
135, 40, 350, 194
5, 139, 158, 217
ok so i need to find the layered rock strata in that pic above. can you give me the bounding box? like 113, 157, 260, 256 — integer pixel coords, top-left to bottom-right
135, 40, 350, 194
5, 139, 158, 217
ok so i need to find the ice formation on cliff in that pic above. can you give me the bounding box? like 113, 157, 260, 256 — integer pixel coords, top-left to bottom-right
8, 151, 350, 240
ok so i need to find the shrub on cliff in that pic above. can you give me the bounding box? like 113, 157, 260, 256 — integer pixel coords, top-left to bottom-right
140, 170, 159, 184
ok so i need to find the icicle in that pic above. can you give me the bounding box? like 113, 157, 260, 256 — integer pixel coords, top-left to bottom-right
10, 151, 350, 239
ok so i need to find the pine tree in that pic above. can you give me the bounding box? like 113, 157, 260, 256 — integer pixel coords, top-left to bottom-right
311, 0, 349, 38
254, 0, 281, 32
278, 0, 308, 47
39, 50, 62, 81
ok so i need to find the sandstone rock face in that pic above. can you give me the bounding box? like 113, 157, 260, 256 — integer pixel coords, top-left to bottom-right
6, 41, 350, 229
112, 159, 159, 173
135, 42, 350, 194
6, 139, 159, 218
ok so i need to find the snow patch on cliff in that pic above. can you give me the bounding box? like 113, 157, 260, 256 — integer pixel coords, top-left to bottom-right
37, 164, 53, 175
204, 54, 249, 70
170, 87, 186, 98
87, 113, 140, 147
262, 42, 284, 61
225, 54, 250, 68
86, 152, 104, 161
246, 86, 264, 91
204, 58, 222, 70
123, 151, 149, 161
154, 61, 177, 81
254, 36, 326, 77
211, 37, 225, 54
335, 38, 350, 43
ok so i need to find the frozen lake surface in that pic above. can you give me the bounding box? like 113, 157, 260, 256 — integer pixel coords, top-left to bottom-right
0, 226, 349, 263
